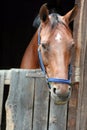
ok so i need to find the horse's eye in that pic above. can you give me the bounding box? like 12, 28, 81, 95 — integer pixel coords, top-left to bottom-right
71, 44, 74, 49
41, 43, 48, 50
70, 42, 75, 50
42, 43, 46, 49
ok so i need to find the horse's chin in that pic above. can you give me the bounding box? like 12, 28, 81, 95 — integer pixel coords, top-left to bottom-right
50, 87, 71, 105
51, 94, 69, 105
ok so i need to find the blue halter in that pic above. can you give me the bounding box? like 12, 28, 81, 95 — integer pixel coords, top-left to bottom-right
38, 27, 72, 89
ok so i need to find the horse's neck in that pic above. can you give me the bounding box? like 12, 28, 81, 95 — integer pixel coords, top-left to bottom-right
20, 31, 40, 69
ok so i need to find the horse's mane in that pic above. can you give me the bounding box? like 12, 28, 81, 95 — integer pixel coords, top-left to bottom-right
33, 15, 40, 28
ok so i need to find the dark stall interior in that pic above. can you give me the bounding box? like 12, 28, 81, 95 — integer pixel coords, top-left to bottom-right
0, 0, 75, 69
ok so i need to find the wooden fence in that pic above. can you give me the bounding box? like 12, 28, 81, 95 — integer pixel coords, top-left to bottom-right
0, 69, 67, 130
73, 0, 87, 129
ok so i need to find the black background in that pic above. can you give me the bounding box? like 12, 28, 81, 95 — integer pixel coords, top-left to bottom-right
0, 0, 75, 69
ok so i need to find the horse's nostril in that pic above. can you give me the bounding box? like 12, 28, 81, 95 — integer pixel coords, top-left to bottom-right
69, 87, 71, 90
53, 88, 56, 94
68, 86, 72, 91
53, 87, 60, 95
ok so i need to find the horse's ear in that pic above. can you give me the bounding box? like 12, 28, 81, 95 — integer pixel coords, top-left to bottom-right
39, 3, 49, 23
63, 5, 78, 24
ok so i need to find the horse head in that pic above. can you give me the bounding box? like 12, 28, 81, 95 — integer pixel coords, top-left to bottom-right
38, 4, 78, 104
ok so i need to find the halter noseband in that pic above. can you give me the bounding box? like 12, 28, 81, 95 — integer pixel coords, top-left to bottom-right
38, 27, 72, 89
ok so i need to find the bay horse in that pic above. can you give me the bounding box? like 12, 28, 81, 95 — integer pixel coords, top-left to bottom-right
20, 4, 78, 104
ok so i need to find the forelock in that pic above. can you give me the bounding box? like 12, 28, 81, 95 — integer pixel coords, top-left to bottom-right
50, 13, 59, 28
50, 13, 66, 29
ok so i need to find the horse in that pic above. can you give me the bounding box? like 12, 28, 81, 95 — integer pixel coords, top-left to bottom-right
20, 4, 78, 104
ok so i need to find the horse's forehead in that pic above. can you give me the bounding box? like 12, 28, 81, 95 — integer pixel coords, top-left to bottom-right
41, 25, 72, 42
41, 29, 72, 46
40, 14, 72, 43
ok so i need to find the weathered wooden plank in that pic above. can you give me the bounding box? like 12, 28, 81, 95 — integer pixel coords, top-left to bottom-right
75, 0, 87, 130
67, 0, 83, 129
26, 69, 45, 78
0, 70, 11, 85
67, 84, 78, 130
5, 69, 34, 130
4, 69, 69, 130
0, 71, 5, 130
49, 97, 67, 130
33, 77, 49, 130
67, 67, 79, 130
79, 63, 87, 130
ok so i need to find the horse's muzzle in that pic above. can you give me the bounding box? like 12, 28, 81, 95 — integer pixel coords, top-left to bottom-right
50, 84, 72, 105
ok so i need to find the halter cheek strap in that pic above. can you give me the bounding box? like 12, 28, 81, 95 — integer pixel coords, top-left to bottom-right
38, 48, 46, 74
38, 27, 72, 89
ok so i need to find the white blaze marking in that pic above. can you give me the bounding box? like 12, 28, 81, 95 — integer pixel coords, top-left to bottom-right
55, 33, 62, 41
